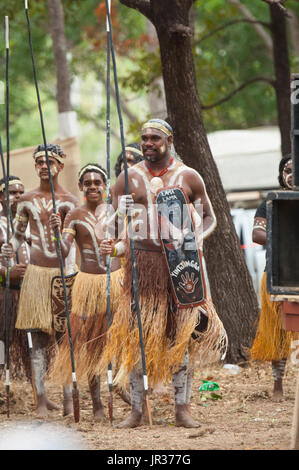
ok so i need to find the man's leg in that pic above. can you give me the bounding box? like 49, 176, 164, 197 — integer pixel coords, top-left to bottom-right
31, 331, 59, 417
88, 374, 105, 421
172, 351, 200, 428
272, 358, 287, 400
115, 367, 144, 428
185, 366, 194, 414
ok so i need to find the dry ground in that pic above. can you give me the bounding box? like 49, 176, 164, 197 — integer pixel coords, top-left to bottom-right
0, 360, 298, 452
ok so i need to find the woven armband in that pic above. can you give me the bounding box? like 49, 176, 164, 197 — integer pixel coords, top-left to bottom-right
62, 228, 76, 236
116, 208, 126, 219
110, 247, 118, 257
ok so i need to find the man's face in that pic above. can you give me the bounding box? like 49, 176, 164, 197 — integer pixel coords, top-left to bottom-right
141, 128, 171, 163
282, 160, 293, 189
79, 171, 106, 203
35, 156, 63, 180
120, 151, 135, 172
0, 182, 25, 213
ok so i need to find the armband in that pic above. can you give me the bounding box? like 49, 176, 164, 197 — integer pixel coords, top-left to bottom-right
62, 228, 76, 236
116, 209, 126, 219
110, 247, 118, 257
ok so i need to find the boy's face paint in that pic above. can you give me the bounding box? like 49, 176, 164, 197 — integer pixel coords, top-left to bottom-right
0, 183, 25, 212
79, 171, 106, 203
35, 156, 62, 180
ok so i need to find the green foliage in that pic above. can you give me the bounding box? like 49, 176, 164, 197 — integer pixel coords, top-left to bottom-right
193, 0, 278, 132
0, 0, 297, 161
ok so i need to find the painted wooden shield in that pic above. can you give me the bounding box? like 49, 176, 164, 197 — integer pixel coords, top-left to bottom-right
155, 186, 206, 308
51, 272, 78, 333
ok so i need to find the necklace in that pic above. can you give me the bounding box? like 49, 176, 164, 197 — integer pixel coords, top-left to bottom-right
145, 156, 174, 177
146, 157, 174, 194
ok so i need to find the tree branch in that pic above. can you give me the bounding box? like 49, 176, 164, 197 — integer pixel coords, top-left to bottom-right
201, 76, 275, 110
195, 18, 271, 45
119, 0, 152, 20
262, 0, 288, 13
228, 0, 273, 56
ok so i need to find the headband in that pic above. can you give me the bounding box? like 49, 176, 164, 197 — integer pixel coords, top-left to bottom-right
0, 179, 24, 193
125, 146, 143, 157
142, 119, 173, 137
78, 165, 107, 181
33, 150, 65, 163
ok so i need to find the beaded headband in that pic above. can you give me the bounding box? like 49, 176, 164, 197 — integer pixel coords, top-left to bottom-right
125, 146, 143, 157
142, 119, 173, 137
0, 179, 24, 192
33, 150, 65, 163
78, 165, 107, 181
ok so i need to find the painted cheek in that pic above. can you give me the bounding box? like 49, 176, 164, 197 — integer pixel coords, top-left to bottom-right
35, 167, 41, 177
159, 144, 166, 154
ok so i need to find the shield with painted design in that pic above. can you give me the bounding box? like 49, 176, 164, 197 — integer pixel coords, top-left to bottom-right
155, 186, 206, 308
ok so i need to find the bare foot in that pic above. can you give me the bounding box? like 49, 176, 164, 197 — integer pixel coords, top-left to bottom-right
114, 409, 142, 428
272, 390, 284, 402
46, 398, 60, 411
36, 395, 49, 419
63, 398, 74, 416
175, 404, 201, 428
94, 407, 106, 422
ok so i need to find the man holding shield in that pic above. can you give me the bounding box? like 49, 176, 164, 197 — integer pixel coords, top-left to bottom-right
101, 118, 223, 428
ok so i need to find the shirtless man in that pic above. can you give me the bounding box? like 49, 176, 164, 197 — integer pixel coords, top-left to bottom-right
101, 118, 217, 428
2, 144, 78, 418
251, 156, 295, 400
49, 163, 122, 421
0, 176, 29, 380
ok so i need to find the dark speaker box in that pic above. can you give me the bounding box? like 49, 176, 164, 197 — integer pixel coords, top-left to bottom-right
266, 190, 299, 295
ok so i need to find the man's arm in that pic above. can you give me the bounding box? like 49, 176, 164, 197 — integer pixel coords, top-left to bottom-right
252, 217, 266, 245
49, 210, 76, 259
189, 171, 217, 239
252, 200, 267, 246
10, 201, 29, 251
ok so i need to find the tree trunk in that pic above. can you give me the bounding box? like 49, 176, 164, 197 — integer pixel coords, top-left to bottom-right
120, 0, 259, 363
269, 4, 291, 156
47, 0, 72, 113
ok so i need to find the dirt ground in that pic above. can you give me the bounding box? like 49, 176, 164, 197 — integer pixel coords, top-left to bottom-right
0, 360, 298, 451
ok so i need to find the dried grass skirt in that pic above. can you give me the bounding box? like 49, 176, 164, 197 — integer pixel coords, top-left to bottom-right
48, 268, 124, 384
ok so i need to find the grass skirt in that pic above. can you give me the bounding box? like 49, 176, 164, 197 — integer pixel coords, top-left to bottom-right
48, 269, 124, 384
100, 249, 202, 389
16, 264, 61, 335
250, 272, 299, 361
0, 286, 31, 380
189, 297, 228, 367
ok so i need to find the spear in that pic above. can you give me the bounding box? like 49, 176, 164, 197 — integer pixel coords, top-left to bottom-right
4, 16, 11, 418
105, 0, 113, 424
105, 0, 152, 427
24, 0, 79, 422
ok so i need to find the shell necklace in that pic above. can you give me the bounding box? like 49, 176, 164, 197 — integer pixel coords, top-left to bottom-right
146, 156, 174, 194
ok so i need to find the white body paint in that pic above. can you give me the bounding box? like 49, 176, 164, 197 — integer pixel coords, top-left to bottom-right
17, 198, 75, 259
68, 213, 105, 269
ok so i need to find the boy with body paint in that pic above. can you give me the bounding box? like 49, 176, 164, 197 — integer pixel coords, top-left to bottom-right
0, 176, 31, 380
2, 144, 78, 418
48, 164, 123, 421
